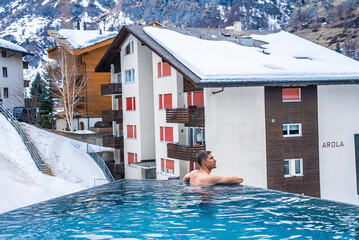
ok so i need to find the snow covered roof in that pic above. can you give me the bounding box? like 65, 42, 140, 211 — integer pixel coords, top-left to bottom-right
0, 38, 32, 56
48, 29, 117, 50
96, 25, 359, 87
144, 27, 359, 86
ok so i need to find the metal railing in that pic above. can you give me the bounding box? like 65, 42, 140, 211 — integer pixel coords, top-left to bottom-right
86, 144, 115, 182
0, 102, 42, 171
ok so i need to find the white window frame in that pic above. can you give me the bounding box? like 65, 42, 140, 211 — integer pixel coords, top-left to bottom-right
117, 73, 122, 83
283, 123, 302, 137
125, 69, 135, 83
282, 88, 301, 102
161, 158, 175, 175
188, 127, 205, 146
284, 159, 303, 177
125, 41, 134, 55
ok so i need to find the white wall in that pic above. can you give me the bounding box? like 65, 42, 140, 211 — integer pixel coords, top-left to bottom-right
152, 53, 186, 180
318, 85, 359, 204
0, 51, 24, 111
204, 87, 267, 188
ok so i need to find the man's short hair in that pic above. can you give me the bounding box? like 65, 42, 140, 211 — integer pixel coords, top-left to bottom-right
197, 150, 211, 166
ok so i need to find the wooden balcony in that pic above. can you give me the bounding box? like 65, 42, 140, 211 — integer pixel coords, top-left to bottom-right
167, 143, 205, 162
102, 109, 123, 123
103, 135, 124, 149
166, 107, 204, 127
101, 83, 122, 96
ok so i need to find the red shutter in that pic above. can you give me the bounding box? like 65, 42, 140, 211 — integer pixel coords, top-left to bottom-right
193, 91, 204, 108
158, 62, 162, 78
165, 127, 173, 142
134, 125, 137, 139
135, 153, 137, 163
282, 88, 300, 101
162, 62, 171, 76
133, 97, 136, 110
118, 98, 122, 110
159, 94, 163, 110
161, 158, 165, 168
160, 127, 164, 141
164, 94, 172, 109
127, 125, 133, 138
128, 153, 134, 165
126, 97, 132, 110
187, 92, 193, 106
120, 150, 124, 163
119, 124, 123, 130
166, 159, 174, 170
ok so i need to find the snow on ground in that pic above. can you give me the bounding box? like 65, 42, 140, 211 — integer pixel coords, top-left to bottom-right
144, 27, 359, 82
0, 115, 108, 214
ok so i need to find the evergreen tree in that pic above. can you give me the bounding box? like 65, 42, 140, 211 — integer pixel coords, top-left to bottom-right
335, 42, 342, 53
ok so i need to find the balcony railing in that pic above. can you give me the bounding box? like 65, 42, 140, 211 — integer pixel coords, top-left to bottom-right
103, 135, 124, 149
102, 109, 123, 123
101, 83, 122, 96
166, 107, 204, 127
167, 143, 205, 162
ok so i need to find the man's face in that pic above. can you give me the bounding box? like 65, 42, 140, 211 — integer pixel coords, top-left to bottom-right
205, 153, 217, 169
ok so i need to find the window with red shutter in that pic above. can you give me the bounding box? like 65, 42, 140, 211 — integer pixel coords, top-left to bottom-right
188, 91, 204, 108
128, 152, 134, 165
118, 98, 122, 110
165, 127, 173, 142
190, 162, 200, 171
162, 62, 171, 76
158, 61, 171, 78
127, 125, 133, 138
159, 94, 172, 110
158, 62, 162, 78
282, 88, 301, 102
160, 127, 164, 141
161, 158, 175, 175
126, 97, 136, 111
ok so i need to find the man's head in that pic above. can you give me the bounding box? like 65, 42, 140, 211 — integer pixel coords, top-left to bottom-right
197, 150, 216, 170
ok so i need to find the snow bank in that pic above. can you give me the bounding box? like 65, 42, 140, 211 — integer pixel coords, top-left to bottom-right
144, 27, 359, 82
0, 115, 108, 214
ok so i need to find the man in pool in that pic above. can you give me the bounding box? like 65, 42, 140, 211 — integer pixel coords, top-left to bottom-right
183, 150, 243, 186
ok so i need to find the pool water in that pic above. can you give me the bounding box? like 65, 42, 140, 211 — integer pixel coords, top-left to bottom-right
0, 180, 358, 239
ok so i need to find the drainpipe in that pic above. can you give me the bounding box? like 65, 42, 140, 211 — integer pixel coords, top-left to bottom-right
212, 87, 224, 94
80, 56, 89, 130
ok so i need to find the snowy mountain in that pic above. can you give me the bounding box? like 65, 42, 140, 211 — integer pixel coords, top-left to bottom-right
0, 0, 296, 81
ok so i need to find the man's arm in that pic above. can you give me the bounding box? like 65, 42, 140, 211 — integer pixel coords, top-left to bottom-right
183, 172, 191, 182
206, 174, 243, 185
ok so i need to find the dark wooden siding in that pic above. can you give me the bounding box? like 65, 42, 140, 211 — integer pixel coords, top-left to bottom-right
265, 86, 320, 197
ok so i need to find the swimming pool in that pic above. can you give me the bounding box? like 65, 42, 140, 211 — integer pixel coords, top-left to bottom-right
0, 180, 358, 239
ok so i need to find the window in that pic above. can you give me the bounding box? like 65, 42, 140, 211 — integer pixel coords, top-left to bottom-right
187, 91, 204, 108
189, 127, 205, 146
157, 61, 171, 77
127, 125, 137, 139
161, 158, 175, 175
160, 126, 173, 142
126, 97, 136, 111
3, 88, 8, 98
190, 161, 200, 171
125, 41, 134, 55
284, 159, 303, 177
159, 94, 172, 110
2, 67, 7, 78
283, 123, 301, 137
282, 88, 301, 102
117, 73, 122, 83
125, 69, 135, 83
118, 98, 123, 111
1, 51, 6, 58
128, 152, 138, 165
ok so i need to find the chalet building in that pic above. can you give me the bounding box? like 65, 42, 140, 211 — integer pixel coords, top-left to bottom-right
0, 39, 33, 111
96, 24, 359, 205
47, 29, 117, 131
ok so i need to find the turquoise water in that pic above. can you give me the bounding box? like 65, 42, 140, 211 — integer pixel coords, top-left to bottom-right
0, 180, 358, 239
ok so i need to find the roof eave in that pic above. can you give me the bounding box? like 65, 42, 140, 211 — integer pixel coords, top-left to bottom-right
198, 78, 359, 88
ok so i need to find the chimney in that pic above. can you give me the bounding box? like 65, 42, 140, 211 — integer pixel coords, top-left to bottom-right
234, 21, 241, 34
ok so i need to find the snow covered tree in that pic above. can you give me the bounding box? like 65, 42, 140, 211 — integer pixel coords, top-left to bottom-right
48, 47, 86, 132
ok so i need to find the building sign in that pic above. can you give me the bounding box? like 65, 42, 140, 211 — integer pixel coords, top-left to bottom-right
322, 141, 344, 148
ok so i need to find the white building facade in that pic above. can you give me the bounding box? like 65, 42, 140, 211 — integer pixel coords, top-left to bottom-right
96, 25, 359, 205
0, 39, 31, 111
